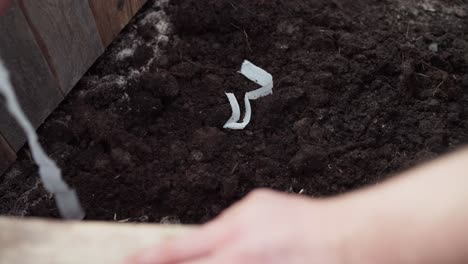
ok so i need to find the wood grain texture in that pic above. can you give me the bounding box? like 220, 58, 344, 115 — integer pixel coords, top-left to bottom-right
0, 1, 63, 151
20, 0, 104, 94
89, 0, 147, 47
0, 134, 16, 175
0, 217, 190, 264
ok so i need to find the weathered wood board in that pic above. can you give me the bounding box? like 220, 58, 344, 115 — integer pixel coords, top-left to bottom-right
0, 135, 16, 175
0, 1, 63, 152
0, 217, 190, 264
20, 0, 104, 94
89, 0, 147, 47
0, 0, 147, 175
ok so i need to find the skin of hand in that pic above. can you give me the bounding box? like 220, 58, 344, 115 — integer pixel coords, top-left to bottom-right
127, 147, 468, 264
0, 0, 11, 16
127, 189, 348, 264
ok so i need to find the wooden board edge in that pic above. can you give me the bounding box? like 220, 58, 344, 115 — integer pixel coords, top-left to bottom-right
0, 217, 191, 264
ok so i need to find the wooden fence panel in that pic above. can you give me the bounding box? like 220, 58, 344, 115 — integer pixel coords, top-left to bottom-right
89, 0, 147, 47
0, 135, 16, 175
0, 0, 147, 174
0, 1, 63, 152
20, 0, 104, 94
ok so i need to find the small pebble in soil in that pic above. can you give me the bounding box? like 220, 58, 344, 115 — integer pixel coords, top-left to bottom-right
454, 8, 467, 18
111, 148, 134, 167
94, 156, 110, 170
191, 150, 204, 162
428, 99, 440, 107
354, 54, 367, 62
428, 43, 438, 53
277, 20, 300, 35
116, 48, 135, 61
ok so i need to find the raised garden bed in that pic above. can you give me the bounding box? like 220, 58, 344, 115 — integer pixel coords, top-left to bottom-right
1, 0, 467, 224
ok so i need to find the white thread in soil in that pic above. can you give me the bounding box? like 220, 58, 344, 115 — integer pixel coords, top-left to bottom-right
224, 61, 274, 130
0, 59, 84, 220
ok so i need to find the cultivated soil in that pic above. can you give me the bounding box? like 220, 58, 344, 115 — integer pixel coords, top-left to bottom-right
1, 0, 467, 224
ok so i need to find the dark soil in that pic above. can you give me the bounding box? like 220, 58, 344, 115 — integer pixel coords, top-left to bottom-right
1, 0, 467, 224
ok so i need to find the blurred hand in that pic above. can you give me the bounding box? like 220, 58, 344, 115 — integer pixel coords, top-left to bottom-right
0, 0, 11, 16
127, 148, 468, 264
127, 189, 349, 264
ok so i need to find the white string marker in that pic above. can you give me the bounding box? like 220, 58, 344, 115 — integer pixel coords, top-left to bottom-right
0, 59, 84, 220
224, 60, 274, 130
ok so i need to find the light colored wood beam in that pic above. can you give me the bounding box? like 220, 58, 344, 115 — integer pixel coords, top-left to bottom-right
0, 217, 191, 264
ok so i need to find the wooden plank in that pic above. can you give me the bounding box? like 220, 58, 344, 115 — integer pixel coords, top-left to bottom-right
0, 217, 190, 264
20, 0, 104, 94
0, 134, 16, 175
0, 1, 63, 151
89, 0, 147, 47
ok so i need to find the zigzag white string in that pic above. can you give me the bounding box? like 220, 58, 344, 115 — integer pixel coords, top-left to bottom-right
0, 59, 84, 220
224, 60, 273, 130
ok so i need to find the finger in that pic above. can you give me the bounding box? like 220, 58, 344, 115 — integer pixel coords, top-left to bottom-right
127, 220, 237, 264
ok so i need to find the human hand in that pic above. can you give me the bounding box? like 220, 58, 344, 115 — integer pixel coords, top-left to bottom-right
0, 0, 11, 16
126, 189, 350, 264
127, 148, 468, 264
